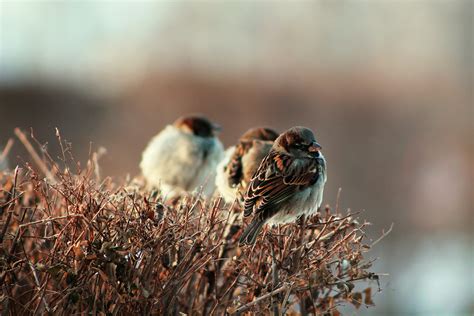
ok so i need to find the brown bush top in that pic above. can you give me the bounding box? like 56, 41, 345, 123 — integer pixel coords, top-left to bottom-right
0, 132, 383, 315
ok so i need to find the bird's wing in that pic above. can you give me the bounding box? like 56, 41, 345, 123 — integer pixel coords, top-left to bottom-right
243, 150, 320, 220
226, 140, 254, 187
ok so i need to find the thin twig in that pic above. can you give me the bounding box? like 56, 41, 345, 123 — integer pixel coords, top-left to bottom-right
28, 261, 51, 313
14, 128, 56, 183
231, 284, 290, 314
280, 283, 293, 315
335, 187, 342, 212
0, 138, 14, 161
270, 244, 280, 316
0, 166, 19, 244
19, 214, 84, 229
371, 223, 394, 247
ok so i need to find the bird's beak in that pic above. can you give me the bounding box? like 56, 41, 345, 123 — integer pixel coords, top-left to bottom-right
308, 142, 322, 152
212, 123, 222, 132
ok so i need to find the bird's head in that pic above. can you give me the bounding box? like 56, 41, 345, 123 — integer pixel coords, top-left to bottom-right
239, 127, 279, 142
275, 126, 322, 159
174, 115, 221, 138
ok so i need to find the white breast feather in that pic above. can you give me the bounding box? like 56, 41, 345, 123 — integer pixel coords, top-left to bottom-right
140, 125, 224, 197
215, 146, 237, 203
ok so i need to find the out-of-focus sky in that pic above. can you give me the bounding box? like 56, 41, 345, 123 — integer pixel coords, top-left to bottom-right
0, 1, 472, 314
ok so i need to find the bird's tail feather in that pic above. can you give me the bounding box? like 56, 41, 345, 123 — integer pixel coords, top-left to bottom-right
239, 219, 265, 245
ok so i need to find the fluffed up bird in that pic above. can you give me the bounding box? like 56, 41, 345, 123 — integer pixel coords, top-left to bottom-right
215, 127, 279, 203
239, 126, 327, 245
140, 115, 224, 198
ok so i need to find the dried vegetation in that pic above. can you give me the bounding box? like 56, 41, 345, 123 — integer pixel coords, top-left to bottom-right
0, 130, 385, 315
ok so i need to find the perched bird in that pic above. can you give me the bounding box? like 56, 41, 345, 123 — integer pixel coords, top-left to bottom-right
140, 115, 224, 198
239, 126, 327, 245
215, 127, 279, 203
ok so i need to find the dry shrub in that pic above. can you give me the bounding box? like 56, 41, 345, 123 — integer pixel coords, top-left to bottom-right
0, 131, 384, 315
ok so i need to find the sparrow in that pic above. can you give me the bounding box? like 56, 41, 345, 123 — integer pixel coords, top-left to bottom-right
140, 115, 224, 198
239, 126, 327, 245
215, 127, 279, 203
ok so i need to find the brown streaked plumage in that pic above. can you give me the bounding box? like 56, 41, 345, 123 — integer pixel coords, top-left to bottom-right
215, 127, 278, 203
239, 126, 327, 245
226, 127, 279, 187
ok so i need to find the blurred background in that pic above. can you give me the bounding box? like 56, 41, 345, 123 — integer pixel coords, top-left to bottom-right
0, 1, 472, 314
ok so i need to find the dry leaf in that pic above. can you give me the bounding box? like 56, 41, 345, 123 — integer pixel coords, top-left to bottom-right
364, 287, 374, 306
351, 292, 362, 309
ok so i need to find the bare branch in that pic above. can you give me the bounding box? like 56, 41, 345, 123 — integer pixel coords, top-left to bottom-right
371, 222, 394, 247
